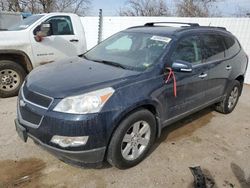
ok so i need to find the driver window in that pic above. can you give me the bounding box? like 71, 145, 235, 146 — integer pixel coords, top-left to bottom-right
171, 35, 202, 64
46, 16, 74, 35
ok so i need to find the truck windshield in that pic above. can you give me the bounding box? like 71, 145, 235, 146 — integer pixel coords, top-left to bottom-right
8, 15, 44, 31
84, 32, 171, 71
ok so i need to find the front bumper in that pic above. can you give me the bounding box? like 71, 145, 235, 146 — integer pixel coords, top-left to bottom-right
15, 119, 106, 165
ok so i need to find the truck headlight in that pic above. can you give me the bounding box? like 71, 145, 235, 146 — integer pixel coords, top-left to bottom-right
53, 87, 115, 114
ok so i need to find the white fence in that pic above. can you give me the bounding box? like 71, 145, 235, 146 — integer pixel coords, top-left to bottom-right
81, 17, 250, 84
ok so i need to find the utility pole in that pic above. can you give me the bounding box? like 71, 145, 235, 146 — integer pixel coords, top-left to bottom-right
98, 9, 103, 44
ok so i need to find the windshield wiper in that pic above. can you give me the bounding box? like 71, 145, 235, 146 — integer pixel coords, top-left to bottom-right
92, 59, 127, 69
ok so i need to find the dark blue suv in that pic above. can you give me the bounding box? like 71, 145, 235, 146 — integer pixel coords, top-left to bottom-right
15, 22, 248, 169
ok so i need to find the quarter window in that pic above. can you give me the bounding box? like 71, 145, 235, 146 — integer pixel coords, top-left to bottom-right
202, 34, 225, 62
224, 36, 241, 57
171, 36, 202, 64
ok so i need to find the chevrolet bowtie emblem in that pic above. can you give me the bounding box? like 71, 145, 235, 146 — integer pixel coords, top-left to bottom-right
20, 100, 26, 107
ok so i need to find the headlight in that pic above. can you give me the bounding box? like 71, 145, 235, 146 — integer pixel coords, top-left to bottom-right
53, 87, 115, 114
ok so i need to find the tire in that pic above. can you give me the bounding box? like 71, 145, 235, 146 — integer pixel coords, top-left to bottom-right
0, 60, 27, 98
215, 80, 241, 114
107, 109, 156, 169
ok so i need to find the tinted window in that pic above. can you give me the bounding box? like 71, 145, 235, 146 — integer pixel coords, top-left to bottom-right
202, 34, 225, 62
46, 16, 74, 35
224, 36, 241, 57
171, 35, 202, 64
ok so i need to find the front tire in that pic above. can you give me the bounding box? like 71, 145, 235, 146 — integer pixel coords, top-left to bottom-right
107, 109, 156, 169
0, 60, 26, 98
215, 80, 241, 114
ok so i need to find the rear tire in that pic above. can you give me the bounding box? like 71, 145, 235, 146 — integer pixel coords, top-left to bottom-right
0, 60, 26, 98
215, 80, 241, 114
107, 109, 156, 169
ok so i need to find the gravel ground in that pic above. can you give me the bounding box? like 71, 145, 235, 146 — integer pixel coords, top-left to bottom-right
0, 85, 249, 188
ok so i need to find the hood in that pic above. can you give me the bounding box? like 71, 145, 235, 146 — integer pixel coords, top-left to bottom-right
0, 30, 30, 50
26, 57, 140, 98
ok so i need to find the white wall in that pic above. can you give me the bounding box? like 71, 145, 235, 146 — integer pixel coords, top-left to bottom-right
81, 17, 250, 84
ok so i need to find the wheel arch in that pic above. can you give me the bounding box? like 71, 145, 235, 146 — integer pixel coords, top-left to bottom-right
0, 50, 33, 73
105, 101, 162, 157
235, 75, 244, 95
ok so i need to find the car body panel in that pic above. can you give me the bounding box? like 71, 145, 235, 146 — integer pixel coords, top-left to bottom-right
15, 25, 249, 165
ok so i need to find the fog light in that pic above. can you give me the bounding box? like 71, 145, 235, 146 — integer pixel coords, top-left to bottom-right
51, 135, 89, 148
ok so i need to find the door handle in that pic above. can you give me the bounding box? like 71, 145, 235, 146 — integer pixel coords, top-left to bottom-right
199, 73, 208, 78
226, 65, 232, 70
69, 39, 79, 42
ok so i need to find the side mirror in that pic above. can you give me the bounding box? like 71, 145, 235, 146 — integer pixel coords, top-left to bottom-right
35, 23, 51, 42
172, 60, 193, 72
40, 23, 51, 36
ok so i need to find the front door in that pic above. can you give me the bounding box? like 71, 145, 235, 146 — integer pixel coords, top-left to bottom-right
164, 35, 210, 120
30, 15, 81, 67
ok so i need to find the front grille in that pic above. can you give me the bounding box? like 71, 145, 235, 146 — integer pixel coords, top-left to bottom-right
19, 105, 43, 125
22, 84, 53, 109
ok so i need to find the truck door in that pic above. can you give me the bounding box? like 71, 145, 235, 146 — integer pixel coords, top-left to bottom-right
30, 15, 82, 67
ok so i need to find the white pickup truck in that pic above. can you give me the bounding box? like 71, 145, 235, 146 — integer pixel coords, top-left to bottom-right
0, 13, 87, 97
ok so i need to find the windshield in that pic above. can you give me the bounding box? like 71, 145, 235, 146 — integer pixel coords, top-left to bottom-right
8, 15, 44, 31
84, 32, 171, 71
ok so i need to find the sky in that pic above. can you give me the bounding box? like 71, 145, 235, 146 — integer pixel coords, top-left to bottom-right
90, 0, 250, 16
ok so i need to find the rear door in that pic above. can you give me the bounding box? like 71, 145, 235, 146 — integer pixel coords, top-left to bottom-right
201, 33, 229, 101
165, 35, 210, 119
30, 15, 81, 66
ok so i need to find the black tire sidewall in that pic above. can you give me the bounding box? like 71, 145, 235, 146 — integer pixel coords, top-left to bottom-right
107, 109, 156, 169
0, 60, 26, 98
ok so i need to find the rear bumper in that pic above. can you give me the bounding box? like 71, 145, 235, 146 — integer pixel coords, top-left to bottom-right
15, 119, 106, 166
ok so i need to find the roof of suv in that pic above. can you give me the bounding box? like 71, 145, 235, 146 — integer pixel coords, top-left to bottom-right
125, 22, 231, 37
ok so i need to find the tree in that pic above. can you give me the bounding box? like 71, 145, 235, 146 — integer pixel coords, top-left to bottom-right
176, 0, 220, 17
234, 6, 250, 17
0, 0, 91, 15
119, 0, 171, 16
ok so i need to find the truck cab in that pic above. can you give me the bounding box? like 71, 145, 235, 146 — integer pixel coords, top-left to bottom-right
0, 13, 87, 97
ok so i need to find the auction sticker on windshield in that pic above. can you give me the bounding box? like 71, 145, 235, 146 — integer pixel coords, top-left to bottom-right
150, 36, 172, 43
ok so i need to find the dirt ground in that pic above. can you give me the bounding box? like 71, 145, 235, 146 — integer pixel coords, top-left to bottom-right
0, 85, 250, 188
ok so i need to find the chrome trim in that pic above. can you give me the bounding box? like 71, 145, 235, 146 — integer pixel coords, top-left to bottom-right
21, 84, 54, 110
17, 102, 44, 129
198, 73, 208, 78
180, 68, 192, 72
226, 66, 232, 70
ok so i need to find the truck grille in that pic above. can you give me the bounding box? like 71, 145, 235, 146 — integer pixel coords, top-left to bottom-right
22, 84, 53, 109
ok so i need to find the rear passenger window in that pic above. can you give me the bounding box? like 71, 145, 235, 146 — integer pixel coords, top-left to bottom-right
202, 35, 225, 62
224, 36, 241, 57
171, 35, 202, 64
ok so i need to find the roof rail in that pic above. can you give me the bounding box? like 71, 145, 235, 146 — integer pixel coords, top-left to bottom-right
144, 22, 200, 27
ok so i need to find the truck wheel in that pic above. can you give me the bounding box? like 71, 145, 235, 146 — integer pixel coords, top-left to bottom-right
215, 80, 241, 114
0, 60, 26, 98
107, 109, 156, 169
